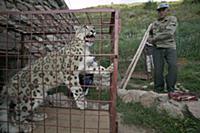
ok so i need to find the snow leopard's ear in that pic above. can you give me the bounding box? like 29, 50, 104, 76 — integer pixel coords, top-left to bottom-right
83, 25, 89, 29
73, 25, 81, 32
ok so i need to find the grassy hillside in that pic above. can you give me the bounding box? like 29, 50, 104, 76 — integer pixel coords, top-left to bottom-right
99, 1, 200, 93
103, 1, 200, 59
99, 1, 200, 133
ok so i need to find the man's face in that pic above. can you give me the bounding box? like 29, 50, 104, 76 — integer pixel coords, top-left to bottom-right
157, 8, 168, 19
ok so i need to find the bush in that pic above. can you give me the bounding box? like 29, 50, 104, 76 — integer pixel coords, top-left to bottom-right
183, 0, 200, 4
144, 1, 157, 10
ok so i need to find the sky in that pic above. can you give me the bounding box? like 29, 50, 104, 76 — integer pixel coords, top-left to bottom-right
64, 0, 181, 9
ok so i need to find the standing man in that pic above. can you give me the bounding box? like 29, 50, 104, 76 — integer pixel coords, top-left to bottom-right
147, 3, 178, 93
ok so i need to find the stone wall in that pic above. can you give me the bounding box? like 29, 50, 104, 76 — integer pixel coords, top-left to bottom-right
0, 0, 77, 51
0, 0, 78, 85
0, 0, 68, 11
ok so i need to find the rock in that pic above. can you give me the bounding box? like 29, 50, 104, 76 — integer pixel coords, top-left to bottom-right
0, 0, 72, 58
121, 92, 136, 103
140, 91, 158, 108
169, 99, 186, 109
185, 100, 200, 120
118, 89, 128, 95
16, 1, 29, 11
157, 101, 185, 119
149, 82, 154, 86
117, 89, 129, 97
119, 89, 200, 120
157, 93, 169, 102
5, 1, 15, 9
87, 102, 109, 110
47, 0, 60, 9
128, 83, 142, 89
121, 90, 147, 103
142, 85, 148, 89
0, 1, 6, 10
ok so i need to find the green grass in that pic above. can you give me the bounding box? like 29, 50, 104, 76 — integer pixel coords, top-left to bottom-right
99, 1, 200, 133
105, 1, 200, 93
75, 2, 200, 132
117, 99, 200, 133
178, 62, 200, 92
86, 88, 110, 101
112, 2, 199, 91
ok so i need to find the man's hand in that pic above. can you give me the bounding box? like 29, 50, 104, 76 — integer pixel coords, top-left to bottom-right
147, 37, 155, 44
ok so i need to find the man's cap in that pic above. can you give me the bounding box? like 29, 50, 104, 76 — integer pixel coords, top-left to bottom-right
157, 3, 170, 11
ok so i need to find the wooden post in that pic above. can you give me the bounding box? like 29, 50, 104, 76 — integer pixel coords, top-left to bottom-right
120, 24, 152, 90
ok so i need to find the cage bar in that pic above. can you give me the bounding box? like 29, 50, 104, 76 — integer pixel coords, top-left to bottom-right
0, 8, 119, 133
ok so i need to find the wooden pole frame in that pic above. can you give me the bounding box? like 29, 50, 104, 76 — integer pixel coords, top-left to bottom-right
120, 24, 152, 90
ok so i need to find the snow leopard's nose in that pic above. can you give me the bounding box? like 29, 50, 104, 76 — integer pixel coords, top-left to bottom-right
91, 29, 96, 35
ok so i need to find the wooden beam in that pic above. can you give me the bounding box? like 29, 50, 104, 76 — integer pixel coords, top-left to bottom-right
120, 24, 152, 90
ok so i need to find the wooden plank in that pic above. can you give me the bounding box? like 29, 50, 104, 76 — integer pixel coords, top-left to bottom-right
120, 24, 152, 90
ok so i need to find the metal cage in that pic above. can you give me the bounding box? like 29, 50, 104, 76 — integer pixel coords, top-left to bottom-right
0, 9, 119, 133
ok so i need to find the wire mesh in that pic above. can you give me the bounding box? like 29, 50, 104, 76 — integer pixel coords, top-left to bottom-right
0, 9, 119, 133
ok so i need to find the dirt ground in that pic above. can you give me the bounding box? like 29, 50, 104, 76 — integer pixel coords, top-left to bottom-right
118, 123, 155, 133
32, 107, 154, 133
33, 107, 110, 133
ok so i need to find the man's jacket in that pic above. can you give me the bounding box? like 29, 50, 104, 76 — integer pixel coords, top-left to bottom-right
149, 16, 178, 49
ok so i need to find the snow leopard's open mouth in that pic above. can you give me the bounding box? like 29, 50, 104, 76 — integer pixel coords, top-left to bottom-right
84, 34, 95, 43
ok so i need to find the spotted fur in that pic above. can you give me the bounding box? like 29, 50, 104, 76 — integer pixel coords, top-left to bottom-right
0, 25, 96, 133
